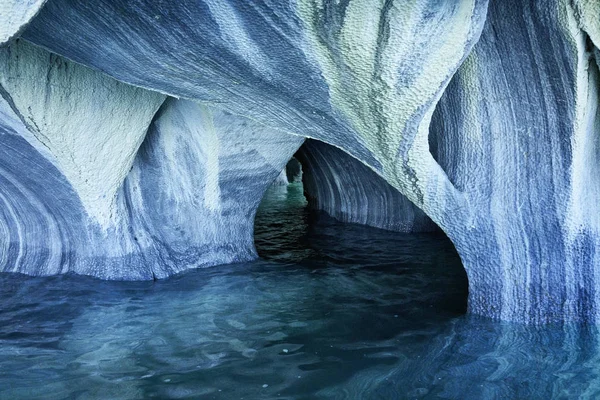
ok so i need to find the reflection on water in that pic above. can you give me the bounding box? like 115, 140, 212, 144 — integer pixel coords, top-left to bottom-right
1, 183, 599, 399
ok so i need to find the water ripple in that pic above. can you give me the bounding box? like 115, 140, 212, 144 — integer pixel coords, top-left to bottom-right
0, 184, 597, 398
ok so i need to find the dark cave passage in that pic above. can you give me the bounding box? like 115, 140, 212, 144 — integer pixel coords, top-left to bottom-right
254, 164, 313, 262
253, 140, 469, 316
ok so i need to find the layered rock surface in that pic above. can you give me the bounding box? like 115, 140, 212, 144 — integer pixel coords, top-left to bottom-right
430, 0, 600, 323
0, 42, 303, 279
21, 0, 487, 226
0, 0, 598, 323
0, 40, 166, 225
297, 140, 437, 232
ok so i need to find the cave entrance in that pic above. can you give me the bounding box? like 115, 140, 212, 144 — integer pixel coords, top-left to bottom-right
253, 157, 313, 261
253, 140, 468, 316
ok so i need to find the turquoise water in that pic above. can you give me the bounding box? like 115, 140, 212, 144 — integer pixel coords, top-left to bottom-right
1, 183, 599, 399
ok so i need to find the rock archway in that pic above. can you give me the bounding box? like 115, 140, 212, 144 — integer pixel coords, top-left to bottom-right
1, 0, 600, 323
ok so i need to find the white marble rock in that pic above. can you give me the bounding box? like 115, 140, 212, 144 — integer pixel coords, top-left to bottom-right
0, 0, 598, 323
0, 41, 304, 279
0, 0, 47, 45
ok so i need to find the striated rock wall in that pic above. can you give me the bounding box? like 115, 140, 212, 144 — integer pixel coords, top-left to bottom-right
431, 0, 600, 323
0, 42, 303, 279
0, 40, 166, 225
21, 0, 488, 228
124, 98, 303, 279
297, 140, 437, 232
0, 0, 599, 323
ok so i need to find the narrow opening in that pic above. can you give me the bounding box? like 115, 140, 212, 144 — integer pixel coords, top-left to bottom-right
254, 157, 313, 261
254, 140, 468, 318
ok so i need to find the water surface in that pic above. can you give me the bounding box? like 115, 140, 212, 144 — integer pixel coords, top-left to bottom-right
1, 183, 599, 399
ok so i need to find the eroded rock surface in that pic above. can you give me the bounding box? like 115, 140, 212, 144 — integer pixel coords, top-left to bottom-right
0, 0, 47, 45
0, 0, 598, 323
298, 140, 437, 232
0, 44, 303, 278
430, 0, 600, 323
0, 40, 166, 225
22, 0, 487, 226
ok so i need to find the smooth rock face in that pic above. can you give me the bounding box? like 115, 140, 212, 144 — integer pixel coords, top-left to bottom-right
124, 99, 304, 279
2, 0, 598, 324
0, 0, 47, 45
430, 0, 600, 323
0, 88, 303, 278
21, 0, 488, 226
0, 40, 166, 225
297, 140, 437, 232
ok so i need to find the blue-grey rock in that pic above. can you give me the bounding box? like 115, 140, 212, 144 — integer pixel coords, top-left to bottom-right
0, 0, 47, 45
0, 39, 166, 226
572, 0, 600, 50
21, 0, 488, 227
297, 139, 437, 232
122, 98, 304, 279
430, 0, 600, 323
0, 44, 303, 279
285, 158, 303, 183
271, 169, 289, 187
6, 0, 600, 324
